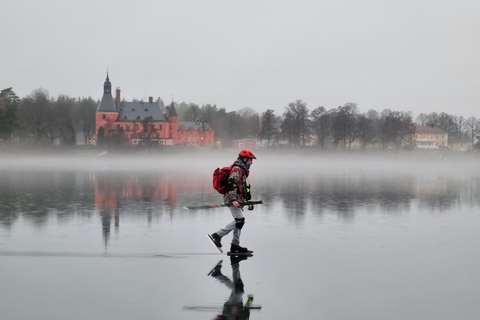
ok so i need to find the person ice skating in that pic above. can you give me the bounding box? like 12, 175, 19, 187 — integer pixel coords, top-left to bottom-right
210, 150, 256, 254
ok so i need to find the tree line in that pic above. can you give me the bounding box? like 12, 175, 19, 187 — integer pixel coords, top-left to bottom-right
0, 88, 96, 147
271, 102, 414, 150
1, 87, 479, 150
179, 99, 480, 150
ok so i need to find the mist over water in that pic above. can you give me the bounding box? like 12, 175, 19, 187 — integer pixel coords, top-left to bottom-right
1, 150, 480, 319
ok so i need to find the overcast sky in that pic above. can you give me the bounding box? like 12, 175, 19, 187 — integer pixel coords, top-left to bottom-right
2, 0, 479, 118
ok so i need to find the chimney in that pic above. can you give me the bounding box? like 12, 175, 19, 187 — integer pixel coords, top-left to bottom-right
149, 96, 153, 103
116, 87, 121, 107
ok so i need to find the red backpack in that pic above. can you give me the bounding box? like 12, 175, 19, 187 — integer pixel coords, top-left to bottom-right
213, 164, 245, 194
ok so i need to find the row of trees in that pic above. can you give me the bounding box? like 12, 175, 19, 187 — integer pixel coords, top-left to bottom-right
175, 101, 259, 147
0, 88, 97, 146
180, 99, 480, 150
1, 87, 479, 149
261, 101, 415, 149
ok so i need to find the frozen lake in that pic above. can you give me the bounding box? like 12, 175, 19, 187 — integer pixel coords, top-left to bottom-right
1, 152, 480, 320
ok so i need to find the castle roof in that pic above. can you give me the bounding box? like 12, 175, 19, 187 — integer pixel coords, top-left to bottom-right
179, 121, 211, 131
97, 93, 117, 112
117, 101, 167, 122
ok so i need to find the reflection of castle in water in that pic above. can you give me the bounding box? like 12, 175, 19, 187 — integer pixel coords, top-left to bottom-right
94, 171, 211, 245
93, 170, 473, 243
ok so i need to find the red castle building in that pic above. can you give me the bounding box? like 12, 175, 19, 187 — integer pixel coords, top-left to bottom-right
95, 74, 215, 147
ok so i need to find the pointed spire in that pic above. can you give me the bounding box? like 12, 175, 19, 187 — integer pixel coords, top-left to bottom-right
103, 72, 112, 94
169, 101, 178, 117
97, 73, 117, 112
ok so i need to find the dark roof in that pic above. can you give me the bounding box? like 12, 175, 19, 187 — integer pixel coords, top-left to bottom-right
179, 121, 211, 131
97, 93, 117, 112
117, 101, 167, 122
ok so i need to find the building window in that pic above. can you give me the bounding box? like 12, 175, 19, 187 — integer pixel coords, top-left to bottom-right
126, 124, 130, 131
159, 125, 162, 130
102, 114, 106, 119
135, 124, 139, 130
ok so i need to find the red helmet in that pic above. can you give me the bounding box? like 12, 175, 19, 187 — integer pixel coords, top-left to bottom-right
239, 149, 256, 159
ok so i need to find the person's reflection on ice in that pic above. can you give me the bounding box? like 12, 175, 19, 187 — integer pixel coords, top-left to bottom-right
208, 256, 254, 320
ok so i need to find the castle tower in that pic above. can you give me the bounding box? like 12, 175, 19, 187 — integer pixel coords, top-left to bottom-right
167, 101, 178, 144
95, 73, 119, 143
97, 72, 117, 112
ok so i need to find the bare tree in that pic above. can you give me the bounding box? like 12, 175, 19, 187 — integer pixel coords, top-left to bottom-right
355, 110, 378, 150
75, 97, 97, 145
331, 103, 357, 148
44, 95, 76, 145
183, 103, 200, 122
379, 109, 413, 149
282, 100, 310, 146
416, 113, 428, 126
18, 89, 51, 142
97, 117, 122, 149
310, 106, 330, 149
56, 96, 76, 145
141, 117, 159, 149
425, 112, 440, 126
465, 117, 478, 147
239, 107, 260, 139
259, 109, 278, 147
452, 115, 465, 141
0, 87, 20, 143
436, 112, 456, 137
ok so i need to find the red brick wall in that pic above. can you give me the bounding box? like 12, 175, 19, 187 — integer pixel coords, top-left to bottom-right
95, 113, 214, 146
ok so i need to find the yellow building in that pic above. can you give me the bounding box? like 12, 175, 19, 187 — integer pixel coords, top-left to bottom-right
413, 126, 448, 149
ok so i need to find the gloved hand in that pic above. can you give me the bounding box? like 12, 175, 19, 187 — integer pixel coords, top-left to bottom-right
245, 185, 252, 201
246, 185, 253, 210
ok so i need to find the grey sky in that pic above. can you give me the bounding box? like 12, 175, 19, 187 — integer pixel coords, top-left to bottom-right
2, 0, 479, 118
